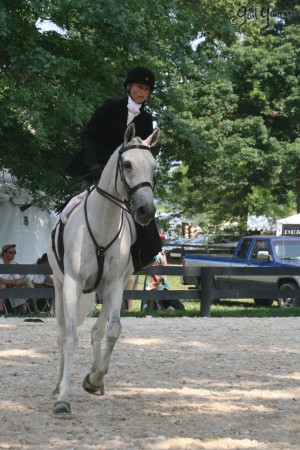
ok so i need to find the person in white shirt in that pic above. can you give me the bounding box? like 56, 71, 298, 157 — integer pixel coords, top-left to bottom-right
0, 244, 27, 314
29, 253, 55, 316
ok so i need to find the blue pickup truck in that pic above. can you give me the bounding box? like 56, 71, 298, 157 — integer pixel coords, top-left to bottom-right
182, 235, 300, 307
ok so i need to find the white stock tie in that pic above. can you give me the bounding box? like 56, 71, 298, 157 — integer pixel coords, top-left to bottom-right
127, 96, 142, 125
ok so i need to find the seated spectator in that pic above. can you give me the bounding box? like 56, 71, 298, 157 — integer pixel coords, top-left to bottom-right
29, 253, 55, 316
141, 251, 185, 312
142, 251, 170, 311
122, 274, 139, 312
0, 244, 28, 315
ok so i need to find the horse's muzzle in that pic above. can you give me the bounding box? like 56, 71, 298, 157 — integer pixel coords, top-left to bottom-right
134, 203, 156, 226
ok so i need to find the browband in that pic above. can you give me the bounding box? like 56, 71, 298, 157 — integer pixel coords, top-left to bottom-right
119, 144, 151, 154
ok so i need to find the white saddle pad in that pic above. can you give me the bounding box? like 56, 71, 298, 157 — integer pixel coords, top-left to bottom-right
61, 191, 88, 224
60, 190, 137, 244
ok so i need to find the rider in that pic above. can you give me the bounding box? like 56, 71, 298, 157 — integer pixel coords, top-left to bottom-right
65, 67, 162, 272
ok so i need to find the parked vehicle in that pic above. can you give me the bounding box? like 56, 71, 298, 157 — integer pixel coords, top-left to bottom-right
162, 238, 191, 260
183, 234, 214, 248
163, 237, 190, 250
182, 235, 300, 307
207, 234, 240, 247
208, 234, 238, 243
163, 233, 238, 261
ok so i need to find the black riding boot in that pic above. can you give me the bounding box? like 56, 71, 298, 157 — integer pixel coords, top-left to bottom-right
131, 219, 162, 272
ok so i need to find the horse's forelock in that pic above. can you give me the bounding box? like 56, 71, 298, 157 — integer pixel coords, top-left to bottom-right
128, 136, 143, 146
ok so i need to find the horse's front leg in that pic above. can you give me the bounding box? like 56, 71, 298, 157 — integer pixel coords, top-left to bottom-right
52, 330, 63, 397
53, 276, 81, 417
83, 287, 123, 396
52, 277, 64, 397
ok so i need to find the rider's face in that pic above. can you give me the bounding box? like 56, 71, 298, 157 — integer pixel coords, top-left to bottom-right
129, 83, 151, 104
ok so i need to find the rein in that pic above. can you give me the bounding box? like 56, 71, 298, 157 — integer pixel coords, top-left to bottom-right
95, 186, 131, 212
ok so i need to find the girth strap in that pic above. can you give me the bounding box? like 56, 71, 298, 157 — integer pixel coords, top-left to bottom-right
51, 220, 65, 274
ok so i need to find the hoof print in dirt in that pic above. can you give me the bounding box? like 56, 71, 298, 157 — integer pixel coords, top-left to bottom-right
23, 318, 45, 323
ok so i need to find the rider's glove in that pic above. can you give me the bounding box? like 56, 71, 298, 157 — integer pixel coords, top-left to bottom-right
89, 164, 103, 184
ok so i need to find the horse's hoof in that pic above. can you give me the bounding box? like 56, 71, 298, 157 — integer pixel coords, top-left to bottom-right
52, 401, 72, 417
83, 374, 104, 396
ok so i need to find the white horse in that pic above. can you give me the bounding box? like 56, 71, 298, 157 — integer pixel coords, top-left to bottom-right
48, 123, 159, 417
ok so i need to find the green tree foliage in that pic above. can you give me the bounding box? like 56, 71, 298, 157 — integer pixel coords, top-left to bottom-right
0, 0, 299, 230
158, 1, 300, 230
0, 0, 237, 205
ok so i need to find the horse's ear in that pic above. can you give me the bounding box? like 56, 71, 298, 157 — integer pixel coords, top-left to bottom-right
144, 128, 160, 148
124, 123, 135, 144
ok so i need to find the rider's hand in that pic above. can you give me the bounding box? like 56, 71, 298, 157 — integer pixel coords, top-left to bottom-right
89, 164, 103, 183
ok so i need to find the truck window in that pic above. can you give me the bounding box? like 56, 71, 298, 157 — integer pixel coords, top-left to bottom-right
274, 239, 300, 260
236, 239, 252, 259
249, 240, 270, 260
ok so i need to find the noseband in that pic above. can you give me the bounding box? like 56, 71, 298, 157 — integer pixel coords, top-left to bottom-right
95, 143, 155, 212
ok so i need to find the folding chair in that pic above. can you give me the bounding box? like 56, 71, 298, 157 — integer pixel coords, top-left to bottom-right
2, 299, 8, 315
40, 297, 52, 313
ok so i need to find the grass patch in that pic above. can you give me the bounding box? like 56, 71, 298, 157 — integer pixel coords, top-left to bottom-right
117, 300, 300, 318
93, 275, 300, 319
5, 276, 297, 319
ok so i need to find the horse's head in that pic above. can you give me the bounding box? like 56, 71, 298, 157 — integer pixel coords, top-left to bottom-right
118, 123, 160, 226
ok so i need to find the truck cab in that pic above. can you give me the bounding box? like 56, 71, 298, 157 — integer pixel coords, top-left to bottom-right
182, 236, 300, 307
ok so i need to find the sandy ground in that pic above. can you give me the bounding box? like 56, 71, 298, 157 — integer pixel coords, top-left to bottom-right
0, 315, 299, 450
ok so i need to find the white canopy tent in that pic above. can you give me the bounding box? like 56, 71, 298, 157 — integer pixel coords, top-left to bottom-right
0, 172, 58, 263
247, 215, 276, 232
276, 213, 300, 236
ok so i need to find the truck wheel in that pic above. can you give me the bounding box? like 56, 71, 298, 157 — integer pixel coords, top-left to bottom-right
254, 299, 273, 307
278, 282, 299, 308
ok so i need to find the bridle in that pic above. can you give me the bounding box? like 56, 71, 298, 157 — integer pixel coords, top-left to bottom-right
94, 143, 155, 212
118, 143, 155, 196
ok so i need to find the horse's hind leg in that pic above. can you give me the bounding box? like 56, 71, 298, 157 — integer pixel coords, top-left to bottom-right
83, 297, 122, 395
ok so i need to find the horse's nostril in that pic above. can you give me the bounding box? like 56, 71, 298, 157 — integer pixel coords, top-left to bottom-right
137, 206, 146, 217
135, 205, 156, 226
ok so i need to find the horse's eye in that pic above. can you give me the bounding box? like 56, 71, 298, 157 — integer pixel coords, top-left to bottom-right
123, 161, 132, 170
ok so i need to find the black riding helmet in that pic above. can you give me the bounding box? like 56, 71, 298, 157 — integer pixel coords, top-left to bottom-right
123, 67, 155, 91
